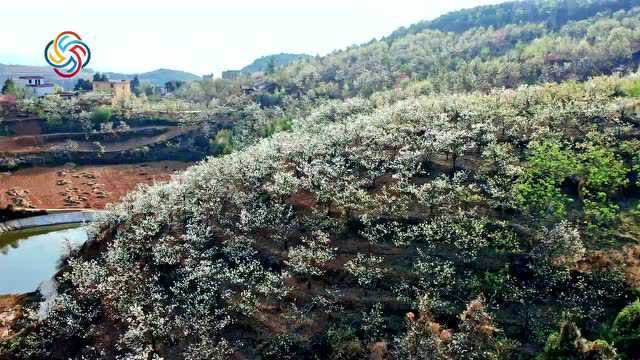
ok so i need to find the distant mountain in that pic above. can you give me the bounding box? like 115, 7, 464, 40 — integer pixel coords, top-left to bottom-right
104, 68, 201, 85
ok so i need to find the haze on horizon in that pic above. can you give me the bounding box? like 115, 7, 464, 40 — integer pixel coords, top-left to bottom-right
1, 0, 506, 76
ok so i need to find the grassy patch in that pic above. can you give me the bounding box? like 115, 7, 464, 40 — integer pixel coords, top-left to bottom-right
624, 79, 640, 98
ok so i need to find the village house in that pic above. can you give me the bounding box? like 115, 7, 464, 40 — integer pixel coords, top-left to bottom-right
221, 70, 240, 81
16, 76, 54, 97
93, 80, 132, 104
143, 85, 169, 97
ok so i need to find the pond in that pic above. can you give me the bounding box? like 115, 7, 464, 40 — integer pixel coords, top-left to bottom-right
0, 224, 88, 294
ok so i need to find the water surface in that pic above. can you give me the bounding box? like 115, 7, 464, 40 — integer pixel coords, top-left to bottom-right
0, 224, 87, 294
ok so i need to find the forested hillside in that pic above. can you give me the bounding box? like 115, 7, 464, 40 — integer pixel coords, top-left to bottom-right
169, 1, 640, 152
387, 0, 640, 39
268, 4, 640, 97
2, 1, 640, 359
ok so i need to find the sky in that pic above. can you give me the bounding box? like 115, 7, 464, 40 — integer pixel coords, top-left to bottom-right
1, 0, 506, 76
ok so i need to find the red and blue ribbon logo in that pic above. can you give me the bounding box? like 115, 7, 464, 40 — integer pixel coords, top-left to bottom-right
44, 31, 91, 78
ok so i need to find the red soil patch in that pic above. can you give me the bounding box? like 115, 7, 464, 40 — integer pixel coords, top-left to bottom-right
288, 189, 317, 209
577, 244, 640, 288
0, 161, 191, 210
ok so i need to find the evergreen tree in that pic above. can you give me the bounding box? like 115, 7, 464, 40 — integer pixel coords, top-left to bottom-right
130, 75, 141, 95
265, 56, 277, 74
92, 73, 108, 82
73, 78, 93, 91
1, 79, 17, 95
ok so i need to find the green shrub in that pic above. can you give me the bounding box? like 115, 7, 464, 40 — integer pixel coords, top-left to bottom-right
261, 117, 292, 138
257, 93, 283, 108
542, 322, 616, 360
258, 333, 304, 360
620, 141, 640, 188
515, 140, 579, 218
623, 79, 640, 97
610, 299, 640, 356
90, 106, 112, 124
583, 195, 621, 229
209, 128, 235, 155
326, 326, 364, 360
632, 203, 640, 219
516, 137, 630, 228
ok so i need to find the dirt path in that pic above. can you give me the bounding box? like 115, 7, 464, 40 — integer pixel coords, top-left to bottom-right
0, 161, 191, 209
98, 126, 196, 152
0, 126, 197, 154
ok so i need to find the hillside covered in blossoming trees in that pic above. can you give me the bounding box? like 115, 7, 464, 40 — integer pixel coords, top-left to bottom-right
2, 1, 640, 359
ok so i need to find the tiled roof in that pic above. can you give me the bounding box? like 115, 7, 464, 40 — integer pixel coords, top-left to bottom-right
18, 76, 45, 80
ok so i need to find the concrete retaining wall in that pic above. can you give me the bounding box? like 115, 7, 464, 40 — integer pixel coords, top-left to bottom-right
0, 211, 104, 233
